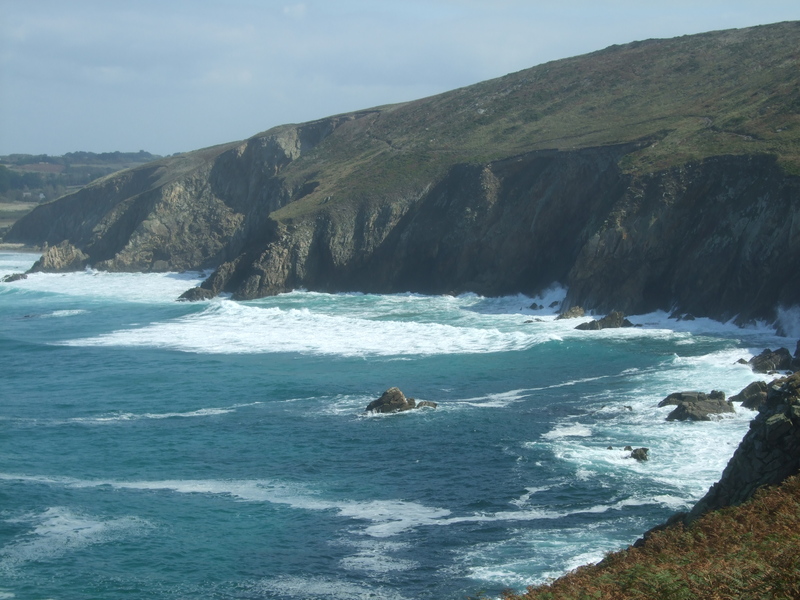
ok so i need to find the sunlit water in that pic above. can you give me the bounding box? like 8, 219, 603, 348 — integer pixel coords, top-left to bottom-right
0, 251, 794, 599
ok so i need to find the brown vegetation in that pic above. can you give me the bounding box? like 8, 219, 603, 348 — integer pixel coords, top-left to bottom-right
504, 475, 800, 600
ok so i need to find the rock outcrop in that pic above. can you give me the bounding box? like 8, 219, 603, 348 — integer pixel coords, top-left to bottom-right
365, 388, 437, 414
30, 241, 89, 272
574, 310, 634, 330
556, 307, 586, 320
730, 380, 769, 410
659, 390, 734, 421
748, 348, 794, 373
686, 372, 800, 522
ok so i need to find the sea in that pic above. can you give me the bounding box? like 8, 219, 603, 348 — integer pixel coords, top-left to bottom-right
1, 250, 798, 600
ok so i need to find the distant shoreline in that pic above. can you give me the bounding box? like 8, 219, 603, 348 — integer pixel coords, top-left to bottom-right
0, 242, 41, 253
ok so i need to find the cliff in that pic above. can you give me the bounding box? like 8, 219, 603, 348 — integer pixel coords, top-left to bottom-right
5, 22, 800, 323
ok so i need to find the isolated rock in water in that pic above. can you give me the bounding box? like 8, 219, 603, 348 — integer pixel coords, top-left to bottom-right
666, 393, 734, 421
29, 240, 89, 273
366, 388, 427, 413
556, 306, 585, 320
575, 310, 634, 330
630, 447, 649, 461
1, 272, 27, 282
730, 381, 769, 410
748, 348, 793, 373
416, 400, 438, 409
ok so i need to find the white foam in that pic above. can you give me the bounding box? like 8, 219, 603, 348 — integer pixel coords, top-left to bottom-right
40, 309, 89, 318
0, 507, 149, 572
2, 266, 203, 304
338, 540, 418, 573
66, 403, 258, 424
776, 305, 800, 338
62, 298, 556, 356
541, 424, 592, 440
250, 576, 412, 600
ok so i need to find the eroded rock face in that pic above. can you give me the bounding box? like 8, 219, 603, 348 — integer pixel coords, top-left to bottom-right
29, 241, 89, 272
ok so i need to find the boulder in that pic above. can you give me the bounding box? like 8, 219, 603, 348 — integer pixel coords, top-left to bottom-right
1, 272, 27, 282
630, 447, 649, 461
365, 388, 436, 414
729, 380, 768, 410
556, 306, 585, 320
575, 310, 634, 331
748, 348, 793, 373
666, 394, 734, 421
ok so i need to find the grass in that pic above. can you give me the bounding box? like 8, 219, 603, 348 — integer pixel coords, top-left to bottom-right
502, 475, 800, 600
268, 21, 800, 224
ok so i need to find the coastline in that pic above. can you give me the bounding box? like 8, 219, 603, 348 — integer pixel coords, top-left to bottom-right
0, 242, 41, 253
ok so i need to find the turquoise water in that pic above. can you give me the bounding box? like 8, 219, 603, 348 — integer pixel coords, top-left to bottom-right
0, 251, 791, 599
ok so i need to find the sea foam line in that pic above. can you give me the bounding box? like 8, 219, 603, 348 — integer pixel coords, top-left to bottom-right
0, 473, 686, 538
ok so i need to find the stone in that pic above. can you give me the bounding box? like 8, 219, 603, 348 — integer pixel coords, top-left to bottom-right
548, 301, 560, 309
630, 447, 649, 461
730, 381, 768, 410
365, 388, 436, 413
574, 310, 634, 331
1, 272, 27, 282
748, 348, 793, 373
624, 445, 633, 451
666, 395, 735, 421
529, 302, 543, 310
556, 306, 585, 320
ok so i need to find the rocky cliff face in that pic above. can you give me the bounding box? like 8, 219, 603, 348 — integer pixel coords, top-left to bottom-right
6, 22, 800, 325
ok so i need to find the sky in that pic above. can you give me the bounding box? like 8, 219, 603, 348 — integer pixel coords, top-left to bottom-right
1, 1, 798, 157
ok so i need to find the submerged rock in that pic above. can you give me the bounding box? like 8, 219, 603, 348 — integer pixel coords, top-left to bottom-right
365, 388, 437, 414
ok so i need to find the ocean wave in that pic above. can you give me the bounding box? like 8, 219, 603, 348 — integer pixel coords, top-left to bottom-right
61, 299, 560, 357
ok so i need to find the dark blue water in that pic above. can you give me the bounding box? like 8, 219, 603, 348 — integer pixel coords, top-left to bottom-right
0, 252, 789, 599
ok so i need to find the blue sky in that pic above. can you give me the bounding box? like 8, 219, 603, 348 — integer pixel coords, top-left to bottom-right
1, 1, 797, 156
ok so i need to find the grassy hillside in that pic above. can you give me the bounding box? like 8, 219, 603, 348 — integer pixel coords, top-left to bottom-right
269, 21, 800, 221
503, 475, 800, 600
